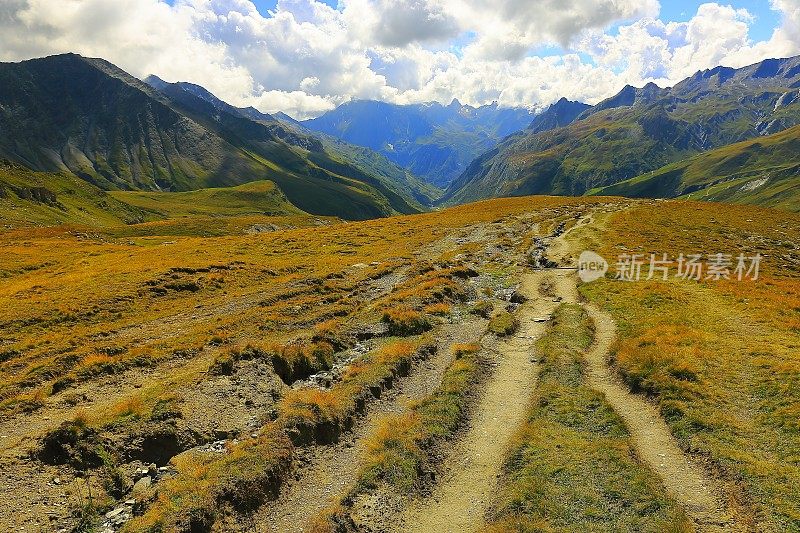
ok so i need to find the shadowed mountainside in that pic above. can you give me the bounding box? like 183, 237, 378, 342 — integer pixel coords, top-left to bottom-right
0, 54, 431, 220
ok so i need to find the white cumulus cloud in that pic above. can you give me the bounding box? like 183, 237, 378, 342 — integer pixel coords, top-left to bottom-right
0, 0, 798, 118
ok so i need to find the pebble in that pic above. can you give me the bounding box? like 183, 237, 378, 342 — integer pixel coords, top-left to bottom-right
52, 478, 61, 485
199, 440, 228, 453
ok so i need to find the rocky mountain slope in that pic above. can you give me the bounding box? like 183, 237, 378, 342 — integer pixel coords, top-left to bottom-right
0, 54, 429, 220
143, 76, 436, 216
0, 160, 148, 227
302, 99, 535, 187
443, 55, 800, 206
528, 97, 590, 134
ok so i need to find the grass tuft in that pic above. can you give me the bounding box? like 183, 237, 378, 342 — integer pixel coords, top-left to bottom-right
488, 310, 518, 336
382, 307, 432, 336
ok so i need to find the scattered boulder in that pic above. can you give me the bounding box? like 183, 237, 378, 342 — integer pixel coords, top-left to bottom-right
120, 420, 201, 465
132, 475, 152, 496
509, 290, 528, 304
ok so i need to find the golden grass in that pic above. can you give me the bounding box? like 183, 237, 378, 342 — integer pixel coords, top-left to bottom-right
0, 195, 626, 532
577, 200, 800, 530
128, 340, 425, 531
424, 302, 452, 316
382, 307, 431, 336
1, 196, 603, 415
124, 426, 293, 532
271, 341, 336, 383
278, 340, 419, 439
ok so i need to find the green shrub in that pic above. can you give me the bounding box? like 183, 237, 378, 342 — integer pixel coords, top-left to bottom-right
470, 300, 494, 318
488, 311, 518, 336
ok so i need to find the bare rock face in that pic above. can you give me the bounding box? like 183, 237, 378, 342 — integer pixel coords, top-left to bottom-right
117, 420, 203, 465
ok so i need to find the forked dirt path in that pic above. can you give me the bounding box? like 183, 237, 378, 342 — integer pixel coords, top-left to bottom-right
399, 210, 740, 532
548, 216, 741, 531
398, 271, 557, 533
249, 320, 486, 533
550, 273, 737, 530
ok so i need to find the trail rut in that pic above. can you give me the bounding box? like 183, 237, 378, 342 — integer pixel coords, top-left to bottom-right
397, 271, 557, 533
250, 320, 486, 533
580, 299, 737, 531
548, 225, 741, 531
398, 212, 741, 531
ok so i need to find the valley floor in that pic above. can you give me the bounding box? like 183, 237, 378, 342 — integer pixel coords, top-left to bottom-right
0, 196, 797, 532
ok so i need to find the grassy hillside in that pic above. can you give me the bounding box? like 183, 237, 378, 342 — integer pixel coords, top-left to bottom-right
1, 196, 798, 532
442, 104, 701, 204
0, 54, 429, 221
443, 56, 800, 205
150, 80, 430, 218
0, 161, 314, 236
589, 124, 800, 211
307, 133, 441, 207
110, 181, 304, 219
0, 54, 264, 192
573, 202, 800, 529
0, 161, 146, 228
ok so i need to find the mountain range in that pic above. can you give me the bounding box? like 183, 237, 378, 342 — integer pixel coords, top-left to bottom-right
1, 52, 799, 224
0, 54, 434, 220
302, 99, 535, 187
441, 56, 800, 209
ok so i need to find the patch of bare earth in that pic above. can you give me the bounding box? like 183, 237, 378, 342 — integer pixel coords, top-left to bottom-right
397, 271, 557, 533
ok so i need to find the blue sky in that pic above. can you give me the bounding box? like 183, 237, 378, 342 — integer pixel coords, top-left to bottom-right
3, 0, 798, 118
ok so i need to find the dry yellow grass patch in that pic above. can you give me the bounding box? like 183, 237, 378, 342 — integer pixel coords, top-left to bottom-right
578, 200, 800, 530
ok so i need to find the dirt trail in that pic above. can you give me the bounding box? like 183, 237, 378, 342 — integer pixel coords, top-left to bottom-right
581, 300, 736, 530
548, 218, 740, 531
397, 271, 556, 533
250, 320, 486, 533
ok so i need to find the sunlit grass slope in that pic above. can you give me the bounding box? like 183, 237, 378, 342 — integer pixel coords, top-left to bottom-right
0, 195, 606, 416
110, 180, 304, 219
0, 161, 146, 227
590, 124, 800, 211
574, 202, 800, 530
